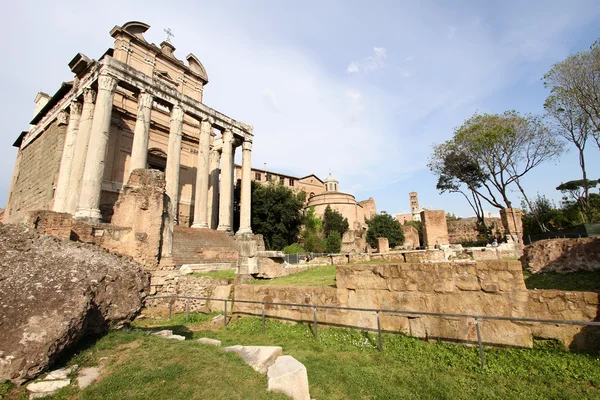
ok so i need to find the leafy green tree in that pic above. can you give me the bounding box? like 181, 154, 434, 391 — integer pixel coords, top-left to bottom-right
301, 206, 326, 252
282, 243, 306, 254
556, 179, 600, 223
323, 205, 349, 238
431, 111, 563, 233
251, 181, 306, 250
324, 231, 342, 253
366, 213, 404, 248
544, 40, 600, 150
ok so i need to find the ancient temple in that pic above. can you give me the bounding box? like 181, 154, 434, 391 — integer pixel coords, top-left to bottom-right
3, 21, 253, 242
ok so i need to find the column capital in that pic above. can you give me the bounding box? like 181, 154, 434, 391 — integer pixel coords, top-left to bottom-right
138, 91, 153, 108
200, 115, 215, 125
209, 148, 221, 162
242, 140, 253, 151
70, 101, 82, 117
83, 88, 96, 104
171, 105, 184, 122
222, 129, 233, 143
97, 74, 117, 93
57, 110, 69, 126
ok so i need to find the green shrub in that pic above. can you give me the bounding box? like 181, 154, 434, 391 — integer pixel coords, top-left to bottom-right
283, 243, 306, 254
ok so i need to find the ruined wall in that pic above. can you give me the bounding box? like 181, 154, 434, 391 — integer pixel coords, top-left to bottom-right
6, 121, 66, 223
357, 197, 377, 219
447, 217, 505, 244
401, 225, 419, 249
420, 210, 449, 248
232, 261, 600, 350
521, 238, 600, 274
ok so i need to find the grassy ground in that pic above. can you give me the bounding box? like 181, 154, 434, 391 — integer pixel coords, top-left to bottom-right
190, 269, 236, 282
523, 270, 600, 291
8, 313, 598, 399
251, 265, 336, 287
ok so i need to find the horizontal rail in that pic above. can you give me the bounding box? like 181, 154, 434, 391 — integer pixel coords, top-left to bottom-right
144, 295, 600, 327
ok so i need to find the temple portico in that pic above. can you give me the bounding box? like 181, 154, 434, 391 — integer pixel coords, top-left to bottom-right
5, 21, 254, 259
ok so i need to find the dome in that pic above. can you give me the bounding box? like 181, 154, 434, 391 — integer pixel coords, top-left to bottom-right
324, 173, 338, 183
324, 173, 339, 192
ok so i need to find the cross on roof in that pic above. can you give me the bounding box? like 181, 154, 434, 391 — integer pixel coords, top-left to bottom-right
164, 28, 175, 42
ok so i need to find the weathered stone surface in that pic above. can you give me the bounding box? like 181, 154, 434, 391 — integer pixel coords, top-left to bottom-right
152, 330, 185, 340
44, 365, 78, 381
522, 238, 600, 274
197, 338, 221, 347
77, 367, 101, 389
27, 379, 71, 394
267, 355, 310, 400
224, 345, 283, 374
0, 224, 149, 384
421, 210, 449, 248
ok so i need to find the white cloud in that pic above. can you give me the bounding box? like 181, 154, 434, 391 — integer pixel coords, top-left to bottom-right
347, 46, 387, 74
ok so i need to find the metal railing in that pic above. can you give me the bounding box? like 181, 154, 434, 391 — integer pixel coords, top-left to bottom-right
144, 295, 600, 369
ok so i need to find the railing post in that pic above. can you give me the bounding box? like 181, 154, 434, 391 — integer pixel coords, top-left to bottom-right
168, 296, 173, 320
313, 307, 318, 340
185, 298, 190, 321
474, 317, 485, 369
377, 311, 383, 352
223, 300, 228, 327
262, 303, 266, 333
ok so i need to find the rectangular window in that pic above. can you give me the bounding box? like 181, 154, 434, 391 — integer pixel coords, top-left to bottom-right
255, 172, 261, 181
290, 179, 294, 187
266, 173, 272, 181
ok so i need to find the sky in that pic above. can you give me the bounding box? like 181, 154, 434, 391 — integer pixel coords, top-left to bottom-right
0, 0, 599, 218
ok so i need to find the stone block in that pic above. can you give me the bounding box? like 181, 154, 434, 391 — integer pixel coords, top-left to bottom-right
224, 345, 283, 374
267, 355, 310, 400
197, 338, 222, 347
377, 237, 389, 253
77, 367, 101, 389
420, 210, 449, 248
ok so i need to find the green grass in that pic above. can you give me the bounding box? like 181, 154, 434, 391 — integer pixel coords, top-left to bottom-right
524, 270, 600, 291
8, 315, 600, 399
251, 265, 337, 287
190, 269, 236, 282
5, 329, 288, 400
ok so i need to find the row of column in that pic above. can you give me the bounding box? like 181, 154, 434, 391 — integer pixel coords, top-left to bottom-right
53, 71, 252, 236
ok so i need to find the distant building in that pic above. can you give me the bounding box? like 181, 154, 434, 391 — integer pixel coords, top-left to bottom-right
396, 191, 425, 224
234, 165, 326, 198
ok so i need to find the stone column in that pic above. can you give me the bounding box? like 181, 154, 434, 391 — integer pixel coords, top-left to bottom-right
192, 117, 212, 228
217, 129, 233, 232
129, 91, 153, 176
161, 105, 184, 257
67, 89, 96, 215
53, 101, 82, 212
229, 146, 236, 229
207, 149, 221, 229
236, 140, 253, 235
75, 74, 118, 221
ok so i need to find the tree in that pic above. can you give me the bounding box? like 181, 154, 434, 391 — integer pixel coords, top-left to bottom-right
366, 213, 404, 248
251, 181, 306, 250
323, 205, 349, 238
324, 231, 342, 253
556, 179, 600, 223
545, 50, 597, 213
430, 111, 563, 232
543, 40, 600, 150
301, 206, 326, 253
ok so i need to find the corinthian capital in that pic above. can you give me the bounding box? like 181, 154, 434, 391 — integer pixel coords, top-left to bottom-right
57, 110, 69, 126
171, 105, 184, 122
242, 140, 253, 151
209, 149, 221, 163
97, 74, 118, 92
138, 91, 153, 109
83, 88, 96, 104
70, 101, 82, 117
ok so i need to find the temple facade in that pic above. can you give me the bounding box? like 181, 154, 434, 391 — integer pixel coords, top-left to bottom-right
3, 21, 253, 241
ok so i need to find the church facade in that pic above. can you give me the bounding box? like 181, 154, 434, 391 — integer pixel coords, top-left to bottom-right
3, 21, 254, 240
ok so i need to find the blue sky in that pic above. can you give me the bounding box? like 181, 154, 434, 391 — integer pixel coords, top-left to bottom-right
0, 0, 599, 217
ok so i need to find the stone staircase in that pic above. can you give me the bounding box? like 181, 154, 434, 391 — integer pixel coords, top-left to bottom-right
170, 226, 239, 269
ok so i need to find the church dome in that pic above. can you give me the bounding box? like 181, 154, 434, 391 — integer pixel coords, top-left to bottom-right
324, 173, 339, 191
